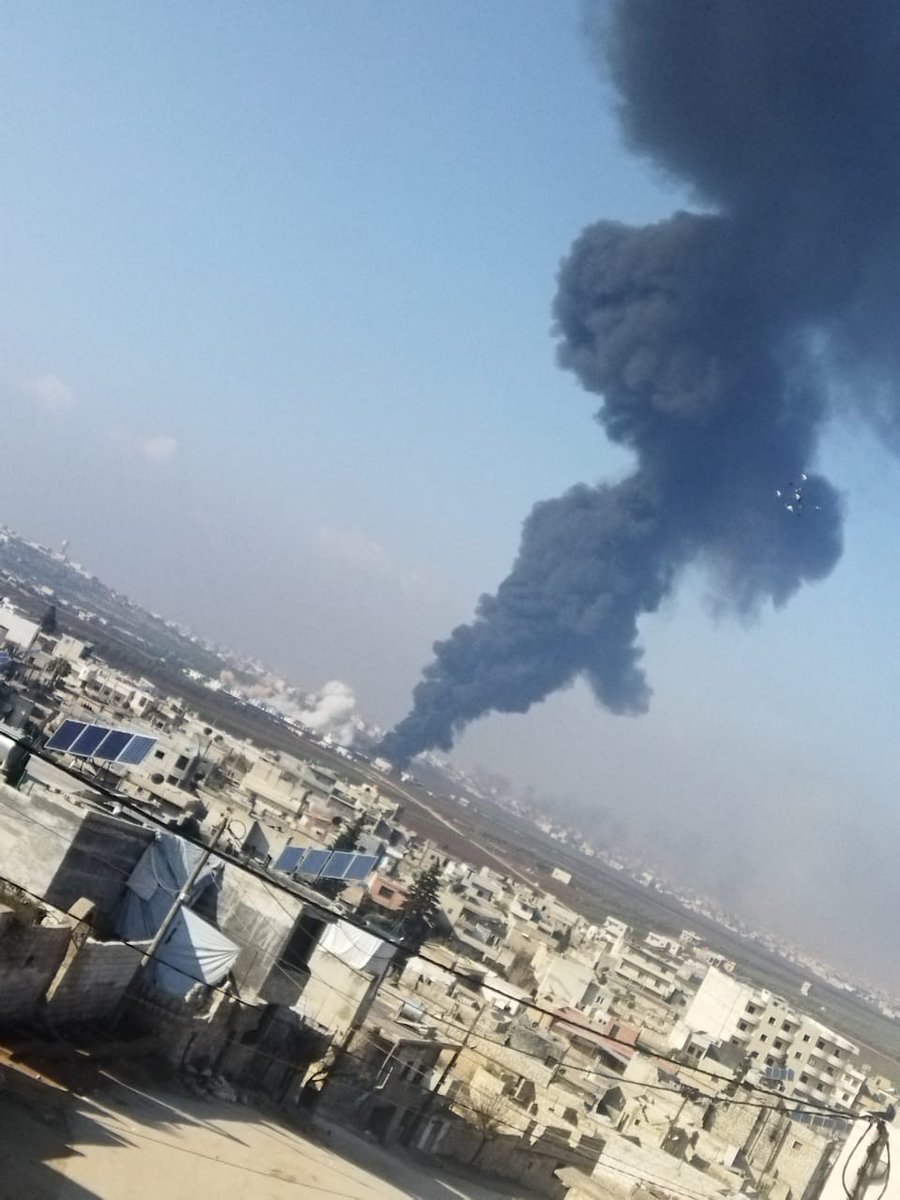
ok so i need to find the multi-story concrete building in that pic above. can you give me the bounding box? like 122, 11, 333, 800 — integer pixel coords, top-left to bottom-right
676, 966, 867, 1109
613, 938, 681, 1003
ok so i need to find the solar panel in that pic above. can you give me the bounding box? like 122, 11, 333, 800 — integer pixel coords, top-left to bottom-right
116, 734, 157, 765
321, 851, 356, 879
295, 848, 332, 878
45, 719, 157, 766
274, 846, 306, 874
792, 1111, 844, 1132
46, 719, 88, 752
763, 1066, 795, 1082
342, 854, 379, 881
70, 724, 113, 756
96, 729, 132, 760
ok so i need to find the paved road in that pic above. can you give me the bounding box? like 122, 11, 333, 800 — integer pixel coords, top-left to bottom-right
0, 1060, 532, 1200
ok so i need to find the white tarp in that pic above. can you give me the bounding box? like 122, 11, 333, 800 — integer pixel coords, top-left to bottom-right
318, 919, 394, 975
154, 906, 241, 996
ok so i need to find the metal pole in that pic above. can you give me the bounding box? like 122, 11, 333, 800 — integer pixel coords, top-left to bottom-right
402, 1000, 486, 1148
851, 1121, 889, 1200
137, 816, 228, 971
322, 955, 392, 1089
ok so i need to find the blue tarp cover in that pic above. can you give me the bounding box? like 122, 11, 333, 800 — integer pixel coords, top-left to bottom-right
116, 833, 239, 996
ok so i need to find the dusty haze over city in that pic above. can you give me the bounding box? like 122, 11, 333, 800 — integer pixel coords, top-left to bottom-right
4, 2, 900, 990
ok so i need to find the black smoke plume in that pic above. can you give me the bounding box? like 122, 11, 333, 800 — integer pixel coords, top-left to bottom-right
380, 0, 900, 767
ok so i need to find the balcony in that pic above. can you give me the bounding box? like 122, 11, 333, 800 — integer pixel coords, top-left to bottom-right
821, 1050, 849, 1070
803, 1060, 834, 1083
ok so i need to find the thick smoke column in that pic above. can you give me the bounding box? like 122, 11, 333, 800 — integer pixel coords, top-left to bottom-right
381, 0, 900, 767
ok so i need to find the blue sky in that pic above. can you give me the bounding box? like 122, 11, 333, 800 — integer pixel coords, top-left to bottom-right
4, 2, 900, 984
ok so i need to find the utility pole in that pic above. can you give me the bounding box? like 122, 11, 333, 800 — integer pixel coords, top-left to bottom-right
850, 1121, 889, 1200
137, 816, 229, 972
319, 954, 394, 1095
402, 1000, 486, 1148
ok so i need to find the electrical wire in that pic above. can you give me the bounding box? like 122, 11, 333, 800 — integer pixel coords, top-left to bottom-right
0, 773, 877, 1127
875, 1124, 892, 1200
841, 1119, 892, 1200
373, 978, 871, 1120
0, 858, 877, 1200
67, 994, 719, 1200
372, 982, 867, 1122
0, 731, 887, 1125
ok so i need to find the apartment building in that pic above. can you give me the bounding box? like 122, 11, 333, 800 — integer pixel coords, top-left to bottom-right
678, 966, 867, 1108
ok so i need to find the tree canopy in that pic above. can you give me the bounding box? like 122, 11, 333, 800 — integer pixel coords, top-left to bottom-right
397, 860, 443, 955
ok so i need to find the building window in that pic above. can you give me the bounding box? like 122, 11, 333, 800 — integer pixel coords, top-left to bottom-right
154, 749, 165, 759
738, 1021, 749, 1032
782, 1022, 792, 1032
794, 1052, 802, 1059
816, 1038, 825, 1050
760, 1035, 767, 1043
750, 1051, 759, 1060
767, 1016, 776, 1025
774, 1039, 785, 1051
802, 1035, 810, 1043
800, 1074, 809, 1084
766, 1056, 775, 1066
746, 1004, 758, 1016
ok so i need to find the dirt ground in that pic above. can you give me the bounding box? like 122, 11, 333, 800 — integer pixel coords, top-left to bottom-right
0, 1055, 532, 1200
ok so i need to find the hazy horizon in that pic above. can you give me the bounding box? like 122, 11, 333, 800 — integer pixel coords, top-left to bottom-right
5, 2, 900, 991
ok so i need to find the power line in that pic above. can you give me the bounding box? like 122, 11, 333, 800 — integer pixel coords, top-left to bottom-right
1, 860, 876, 1200
0, 732, 886, 1123
374, 982, 868, 1122
0, 843, 869, 1138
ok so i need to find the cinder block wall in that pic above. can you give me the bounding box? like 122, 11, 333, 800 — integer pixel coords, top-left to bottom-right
46, 939, 142, 1024
0, 909, 69, 1023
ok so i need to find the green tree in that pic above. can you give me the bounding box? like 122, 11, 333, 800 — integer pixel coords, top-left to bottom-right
5, 734, 36, 789
314, 814, 366, 899
330, 813, 366, 854
47, 657, 71, 686
397, 861, 443, 955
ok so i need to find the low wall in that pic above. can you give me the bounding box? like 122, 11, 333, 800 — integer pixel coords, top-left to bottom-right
0, 908, 69, 1023
0, 900, 143, 1027
46, 938, 141, 1024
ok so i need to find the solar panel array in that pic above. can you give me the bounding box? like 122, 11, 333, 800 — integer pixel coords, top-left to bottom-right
762, 1066, 795, 1082
791, 1111, 847, 1132
273, 844, 379, 882
45, 718, 157, 766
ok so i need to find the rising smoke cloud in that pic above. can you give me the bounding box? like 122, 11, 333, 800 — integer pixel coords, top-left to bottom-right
380, 1, 900, 767
298, 680, 359, 747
